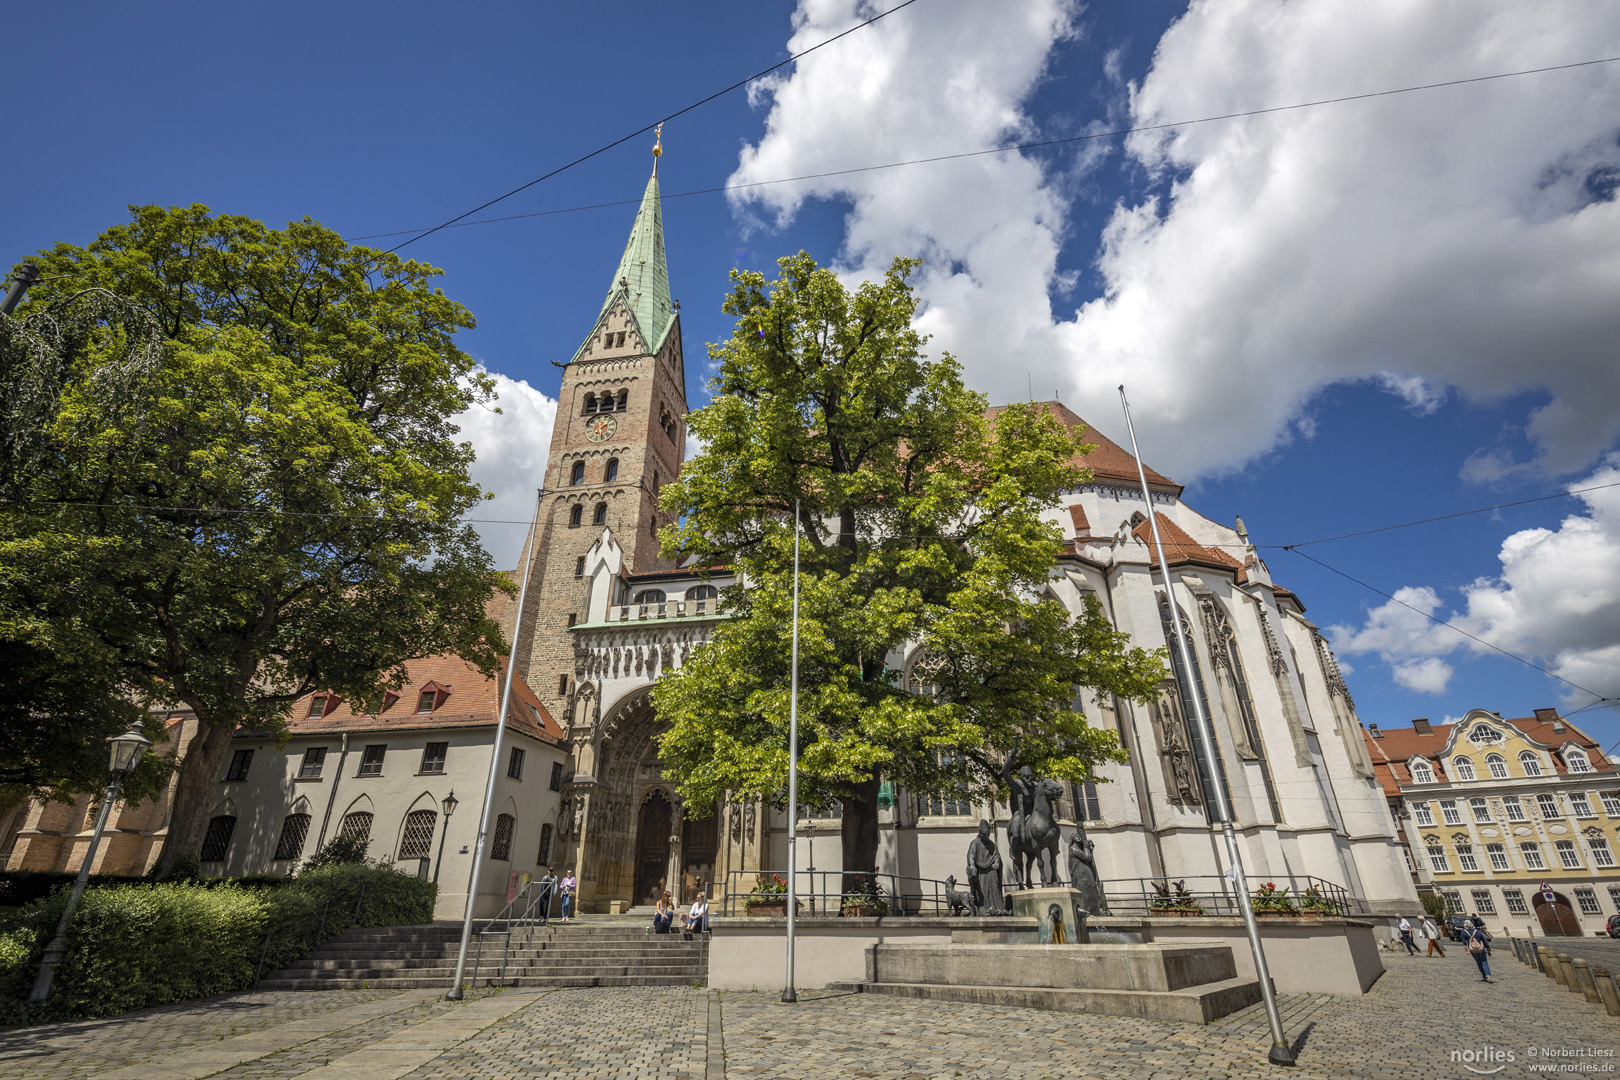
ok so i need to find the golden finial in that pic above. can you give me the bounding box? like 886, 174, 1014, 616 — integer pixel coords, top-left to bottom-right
653, 123, 663, 159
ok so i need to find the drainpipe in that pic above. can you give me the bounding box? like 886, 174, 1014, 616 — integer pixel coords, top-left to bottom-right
314, 733, 350, 850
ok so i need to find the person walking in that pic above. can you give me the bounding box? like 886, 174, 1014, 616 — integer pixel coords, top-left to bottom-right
1421, 915, 1446, 957
653, 891, 675, 934
560, 870, 576, 922
537, 867, 558, 925
1397, 916, 1419, 956
1460, 918, 1493, 982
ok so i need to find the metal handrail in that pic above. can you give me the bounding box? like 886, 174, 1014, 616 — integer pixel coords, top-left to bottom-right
465, 881, 541, 989
1100, 874, 1362, 917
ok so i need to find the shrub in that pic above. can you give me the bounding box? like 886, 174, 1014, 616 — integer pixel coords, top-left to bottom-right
300, 834, 371, 873
0, 863, 435, 1026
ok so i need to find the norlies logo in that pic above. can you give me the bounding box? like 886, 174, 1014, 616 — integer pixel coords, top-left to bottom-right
1451, 1045, 1516, 1075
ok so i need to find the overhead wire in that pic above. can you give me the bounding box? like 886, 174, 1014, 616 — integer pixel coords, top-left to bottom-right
346, 53, 1620, 245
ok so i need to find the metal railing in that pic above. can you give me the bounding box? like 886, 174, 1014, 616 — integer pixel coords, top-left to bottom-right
465, 881, 559, 989
612, 598, 721, 622
1100, 875, 1362, 918
720, 869, 961, 917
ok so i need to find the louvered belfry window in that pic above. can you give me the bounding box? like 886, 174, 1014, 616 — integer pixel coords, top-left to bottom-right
397, 810, 437, 860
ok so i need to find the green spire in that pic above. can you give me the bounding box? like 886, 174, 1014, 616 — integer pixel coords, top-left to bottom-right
572, 169, 674, 363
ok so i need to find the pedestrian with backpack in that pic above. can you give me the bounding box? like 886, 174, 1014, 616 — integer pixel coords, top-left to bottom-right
1461, 918, 1492, 982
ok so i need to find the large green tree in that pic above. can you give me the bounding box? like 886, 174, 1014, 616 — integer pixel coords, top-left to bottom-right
651, 253, 1165, 887
3, 205, 506, 874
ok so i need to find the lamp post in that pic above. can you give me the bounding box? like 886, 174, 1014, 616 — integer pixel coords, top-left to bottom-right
804, 818, 817, 915
432, 790, 458, 886
782, 497, 802, 1004
29, 729, 153, 1003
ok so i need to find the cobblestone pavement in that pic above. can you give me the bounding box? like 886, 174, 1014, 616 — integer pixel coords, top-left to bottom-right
1544, 936, 1620, 973
1, 950, 1616, 1079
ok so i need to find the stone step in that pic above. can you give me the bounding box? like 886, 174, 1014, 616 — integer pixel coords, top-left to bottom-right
259, 974, 703, 991
827, 976, 1264, 1025
267, 964, 702, 982
306, 942, 703, 958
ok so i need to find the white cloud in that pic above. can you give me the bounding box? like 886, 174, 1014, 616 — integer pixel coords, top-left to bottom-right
1328, 586, 1459, 694
452, 368, 556, 569
1329, 458, 1620, 701
730, 0, 1620, 482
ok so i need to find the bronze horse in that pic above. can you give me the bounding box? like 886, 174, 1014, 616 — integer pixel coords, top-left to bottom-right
1010, 777, 1064, 888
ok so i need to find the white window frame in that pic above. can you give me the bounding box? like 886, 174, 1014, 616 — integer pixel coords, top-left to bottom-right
1427, 845, 1452, 874
1566, 750, 1592, 774
1485, 754, 1509, 780
1570, 792, 1596, 819
1410, 760, 1435, 784
1520, 751, 1543, 777
1601, 792, 1620, 817
1470, 889, 1496, 915
1520, 842, 1546, 870
1555, 839, 1583, 870
1589, 836, 1616, 869
1469, 797, 1492, 824
1503, 796, 1528, 823
1537, 793, 1563, 820
1412, 802, 1435, 827
1455, 844, 1480, 873
1503, 889, 1529, 915
1485, 843, 1510, 872
1609, 886, 1620, 913
1440, 800, 1464, 825
1575, 887, 1601, 915
1452, 756, 1476, 781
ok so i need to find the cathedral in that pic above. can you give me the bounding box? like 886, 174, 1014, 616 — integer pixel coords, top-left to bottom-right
499, 155, 1421, 919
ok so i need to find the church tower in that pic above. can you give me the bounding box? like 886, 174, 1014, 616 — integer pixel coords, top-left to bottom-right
513, 143, 688, 719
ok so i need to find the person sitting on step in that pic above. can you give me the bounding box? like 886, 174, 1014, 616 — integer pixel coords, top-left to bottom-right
653, 891, 675, 934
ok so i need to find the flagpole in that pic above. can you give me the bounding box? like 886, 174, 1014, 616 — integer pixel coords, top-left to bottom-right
1118, 386, 1294, 1067
446, 489, 543, 1001
782, 497, 802, 1003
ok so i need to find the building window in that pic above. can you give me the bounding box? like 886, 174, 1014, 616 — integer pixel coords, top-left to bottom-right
1602, 792, 1620, 817
273, 813, 311, 861
1452, 756, 1476, 781
1467, 724, 1502, 745
1410, 761, 1434, 784
507, 747, 525, 780
308, 694, 337, 718
685, 584, 719, 602
634, 589, 666, 604
575, 556, 586, 578
1403, 848, 1416, 873
605, 458, 619, 481
616, 389, 628, 410
1520, 751, 1543, 777
417, 690, 437, 713
550, 762, 564, 791
358, 745, 386, 776
1073, 781, 1101, 823
1486, 842, 1510, 872
1503, 796, 1527, 822
557, 673, 569, 697
1427, 845, 1451, 873
1537, 793, 1562, 820
1567, 750, 1592, 774
200, 816, 236, 862
339, 811, 374, 842
1440, 890, 1463, 914
1503, 889, 1529, 915
1575, 887, 1602, 915
922, 751, 972, 817
398, 809, 437, 860
298, 747, 327, 779
1470, 889, 1496, 915
1519, 841, 1546, 870
1610, 886, 1620, 912
1571, 792, 1596, 818
1485, 754, 1508, 779
1590, 836, 1617, 869
570, 461, 585, 485
1556, 839, 1584, 870
421, 742, 448, 774
566, 613, 577, 628
537, 823, 554, 865
569, 504, 583, 527
490, 814, 515, 861
1440, 800, 1463, 825
592, 502, 607, 525
1456, 843, 1480, 873
1469, 798, 1492, 824
225, 749, 254, 782
1412, 802, 1435, 826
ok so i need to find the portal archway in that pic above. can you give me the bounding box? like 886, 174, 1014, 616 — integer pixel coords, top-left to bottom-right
1533, 890, 1582, 936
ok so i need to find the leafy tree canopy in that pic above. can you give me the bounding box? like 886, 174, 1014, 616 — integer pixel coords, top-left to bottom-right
651, 253, 1165, 879
1, 205, 507, 872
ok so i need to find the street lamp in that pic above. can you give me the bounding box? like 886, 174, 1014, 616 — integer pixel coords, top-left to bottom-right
432, 790, 458, 886
29, 728, 153, 1003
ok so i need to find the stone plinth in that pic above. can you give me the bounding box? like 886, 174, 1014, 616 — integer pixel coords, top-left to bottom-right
1008, 887, 1089, 943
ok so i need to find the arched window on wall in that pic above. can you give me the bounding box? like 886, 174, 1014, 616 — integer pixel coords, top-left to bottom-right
685, 584, 717, 607
570, 461, 585, 485
1197, 595, 1281, 824
1452, 756, 1476, 781
537, 823, 554, 865
490, 814, 515, 861
1566, 749, 1592, 774
568, 504, 583, 527
273, 813, 311, 861
604, 458, 619, 482
1486, 754, 1508, 779
616, 389, 628, 411
1520, 751, 1544, 777
583, 393, 598, 414
1410, 760, 1435, 784
397, 809, 437, 860
634, 589, 666, 604
201, 815, 237, 862
339, 811, 374, 843
592, 502, 607, 525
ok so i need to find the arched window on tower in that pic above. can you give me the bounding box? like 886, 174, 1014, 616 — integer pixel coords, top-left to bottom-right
616, 389, 628, 411
604, 458, 619, 482
583, 393, 597, 415
592, 502, 607, 525
569, 504, 583, 527
570, 461, 585, 485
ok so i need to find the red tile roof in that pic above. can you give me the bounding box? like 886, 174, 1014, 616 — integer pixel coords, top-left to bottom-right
1130, 513, 1246, 580
1361, 712, 1610, 796
988, 401, 1180, 490
285, 654, 565, 744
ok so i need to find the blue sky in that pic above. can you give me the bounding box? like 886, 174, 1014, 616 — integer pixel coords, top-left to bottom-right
6, 1, 1619, 747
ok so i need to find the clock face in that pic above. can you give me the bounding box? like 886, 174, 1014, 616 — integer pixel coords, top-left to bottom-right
586, 415, 617, 442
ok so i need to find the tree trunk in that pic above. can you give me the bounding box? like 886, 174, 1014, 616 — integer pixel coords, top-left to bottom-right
152, 721, 236, 878
839, 776, 882, 898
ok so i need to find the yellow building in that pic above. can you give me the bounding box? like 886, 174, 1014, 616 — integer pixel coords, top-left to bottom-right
1365, 708, 1620, 937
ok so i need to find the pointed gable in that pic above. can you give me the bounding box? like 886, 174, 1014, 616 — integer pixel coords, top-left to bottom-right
572, 170, 675, 363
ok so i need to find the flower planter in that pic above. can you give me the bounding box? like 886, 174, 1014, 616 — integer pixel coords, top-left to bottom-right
1252, 909, 1298, 918
1150, 908, 1202, 917
842, 904, 880, 918
746, 902, 788, 918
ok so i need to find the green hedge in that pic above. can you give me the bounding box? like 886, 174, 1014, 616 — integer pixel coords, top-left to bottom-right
0, 864, 435, 1026
0, 870, 293, 910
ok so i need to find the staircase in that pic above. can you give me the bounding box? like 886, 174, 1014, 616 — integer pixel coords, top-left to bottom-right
258, 920, 707, 991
